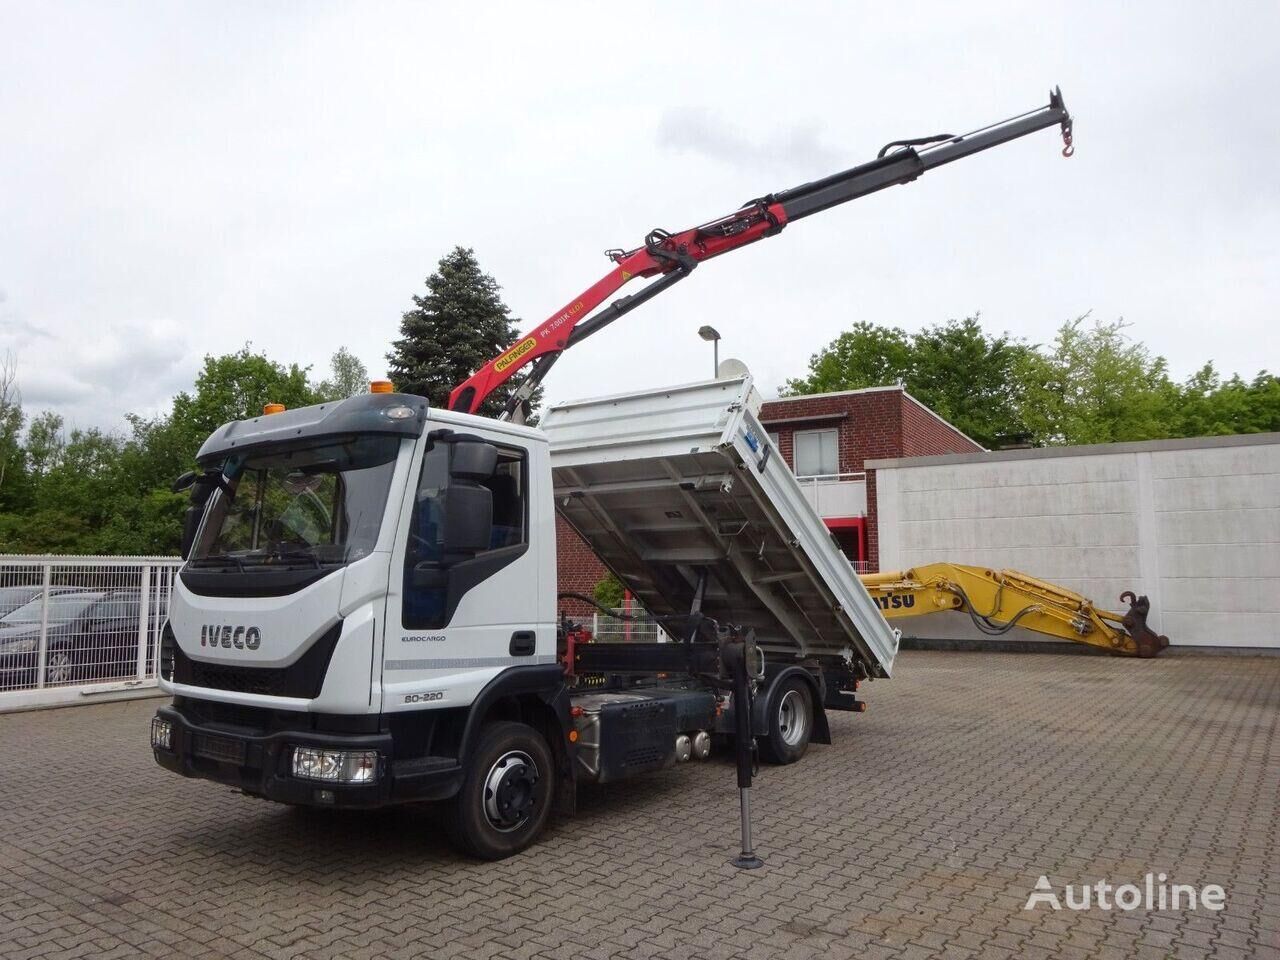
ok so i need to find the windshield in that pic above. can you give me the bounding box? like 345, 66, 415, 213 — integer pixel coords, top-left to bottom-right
2, 592, 104, 624
190, 435, 401, 568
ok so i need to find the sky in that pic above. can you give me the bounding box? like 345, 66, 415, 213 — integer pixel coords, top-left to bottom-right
2, 1, 1278, 432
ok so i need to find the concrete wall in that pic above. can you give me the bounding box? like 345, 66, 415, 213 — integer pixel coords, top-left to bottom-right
871, 433, 1280, 649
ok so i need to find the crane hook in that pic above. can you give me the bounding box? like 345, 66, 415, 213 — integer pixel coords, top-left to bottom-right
1061, 120, 1074, 158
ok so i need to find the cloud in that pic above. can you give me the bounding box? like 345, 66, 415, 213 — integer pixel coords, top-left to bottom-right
0, 308, 198, 430
0, 317, 54, 344
657, 108, 847, 172
0, 295, 55, 346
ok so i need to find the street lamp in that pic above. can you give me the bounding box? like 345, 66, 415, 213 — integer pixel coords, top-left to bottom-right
698, 325, 721, 377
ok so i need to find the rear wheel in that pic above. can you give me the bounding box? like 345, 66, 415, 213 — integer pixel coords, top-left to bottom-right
446, 721, 553, 860
45, 647, 74, 685
759, 677, 813, 765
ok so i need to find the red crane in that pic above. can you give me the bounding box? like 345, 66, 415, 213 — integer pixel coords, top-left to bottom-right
449, 89, 1074, 423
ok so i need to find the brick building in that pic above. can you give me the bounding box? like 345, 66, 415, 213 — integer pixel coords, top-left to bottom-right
555, 384, 981, 608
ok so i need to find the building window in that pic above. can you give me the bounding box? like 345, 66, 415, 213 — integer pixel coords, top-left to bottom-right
794, 428, 838, 476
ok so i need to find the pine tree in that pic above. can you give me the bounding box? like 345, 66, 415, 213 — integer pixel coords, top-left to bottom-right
387, 247, 536, 418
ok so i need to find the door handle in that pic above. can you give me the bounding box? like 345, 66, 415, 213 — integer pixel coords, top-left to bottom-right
509, 631, 536, 657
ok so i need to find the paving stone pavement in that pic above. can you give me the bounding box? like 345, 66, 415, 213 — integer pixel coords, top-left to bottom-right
0, 650, 1277, 960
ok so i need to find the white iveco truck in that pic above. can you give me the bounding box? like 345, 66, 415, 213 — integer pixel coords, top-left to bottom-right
151, 375, 898, 859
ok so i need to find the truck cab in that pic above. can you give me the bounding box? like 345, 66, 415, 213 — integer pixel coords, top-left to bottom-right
154, 390, 577, 858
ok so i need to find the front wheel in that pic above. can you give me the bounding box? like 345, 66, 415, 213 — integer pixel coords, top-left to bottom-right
759, 677, 813, 765
446, 721, 554, 860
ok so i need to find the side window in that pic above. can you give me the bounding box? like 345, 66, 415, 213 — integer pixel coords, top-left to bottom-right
90, 598, 138, 623
485, 449, 527, 550
402, 441, 529, 629
794, 428, 838, 476
406, 443, 450, 568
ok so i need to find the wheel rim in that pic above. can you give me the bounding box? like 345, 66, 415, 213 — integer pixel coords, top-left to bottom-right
777, 689, 808, 747
46, 651, 71, 684
482, 749, 540, 833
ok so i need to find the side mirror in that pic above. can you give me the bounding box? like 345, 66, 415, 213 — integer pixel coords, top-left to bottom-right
172, 470, 197, 493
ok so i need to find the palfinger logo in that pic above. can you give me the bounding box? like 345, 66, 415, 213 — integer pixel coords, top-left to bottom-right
1024, 874, 1226, 912
494, 337, 537, 373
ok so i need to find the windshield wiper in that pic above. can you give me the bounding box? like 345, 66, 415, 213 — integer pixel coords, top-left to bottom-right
267, 549, 328, 569
188, 553, 247, 572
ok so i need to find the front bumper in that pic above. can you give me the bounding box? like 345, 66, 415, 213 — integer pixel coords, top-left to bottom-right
151, 702, 463, 808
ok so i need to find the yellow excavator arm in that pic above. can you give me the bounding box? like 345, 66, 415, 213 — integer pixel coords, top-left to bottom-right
858, 563, 1170, 658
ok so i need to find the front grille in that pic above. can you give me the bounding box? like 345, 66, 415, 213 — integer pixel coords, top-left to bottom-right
193, 733, 246, 764
189, 661, 291, 697
181, 699, 273, 731
171, 621, 343, 699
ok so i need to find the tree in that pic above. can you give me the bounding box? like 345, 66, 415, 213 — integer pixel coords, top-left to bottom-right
142, 345, 317, 484
1016, 315, 1177, 445
0, 351, 22, 487
593, 573, 626, 609
24, 411, 65, 477
0, 346, 322, 555
0, 351, 30, 511
784, 316, 1033, 448
388, 247, 536, 418
1172, 365, 1280, 437
784, 321, 912, 396
313, 346, 370, 401
904, 317, 1035, 448
20, 427, 129, 554
172, 345, 315, 439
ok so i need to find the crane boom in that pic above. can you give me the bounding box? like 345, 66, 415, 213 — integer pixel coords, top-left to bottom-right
859, 564, 1170, 658
449, 88, 1074, 420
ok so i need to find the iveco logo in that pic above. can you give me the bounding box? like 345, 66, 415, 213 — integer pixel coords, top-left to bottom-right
200, 624, 262, 650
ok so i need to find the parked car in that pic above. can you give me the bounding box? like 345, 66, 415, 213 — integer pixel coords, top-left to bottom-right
0, 584, 80, 619
0, 590, 156, 689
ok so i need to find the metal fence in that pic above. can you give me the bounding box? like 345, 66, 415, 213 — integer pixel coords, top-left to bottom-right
0, 556, 183, 712
589, 604, 674, 643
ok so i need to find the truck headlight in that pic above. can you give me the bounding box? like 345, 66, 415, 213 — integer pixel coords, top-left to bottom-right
290, 747, 380, 784
151, 717, 173, 751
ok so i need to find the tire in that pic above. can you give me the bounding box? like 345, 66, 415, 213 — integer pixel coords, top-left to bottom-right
45, 647, 75, 685
759, 676, 813, 765
446, 721, 554, 861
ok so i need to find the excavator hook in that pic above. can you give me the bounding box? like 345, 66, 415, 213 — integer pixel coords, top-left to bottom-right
1119, 592, 1169, 658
